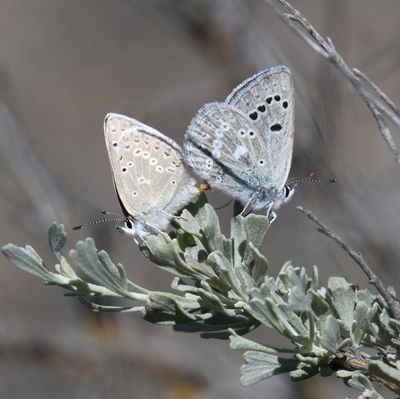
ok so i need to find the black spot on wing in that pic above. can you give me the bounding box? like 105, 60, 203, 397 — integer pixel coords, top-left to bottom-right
270, 124, 282, 132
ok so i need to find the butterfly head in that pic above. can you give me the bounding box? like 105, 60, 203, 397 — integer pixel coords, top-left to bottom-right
252, 183, 295, 211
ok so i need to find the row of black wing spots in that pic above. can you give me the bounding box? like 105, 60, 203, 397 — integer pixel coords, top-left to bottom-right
247, 94, 287, 134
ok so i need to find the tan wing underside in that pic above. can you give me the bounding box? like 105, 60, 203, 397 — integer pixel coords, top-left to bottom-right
105, 114, 197, 222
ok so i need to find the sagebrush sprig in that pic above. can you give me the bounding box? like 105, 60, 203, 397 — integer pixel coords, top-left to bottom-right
3, 197, 400, 398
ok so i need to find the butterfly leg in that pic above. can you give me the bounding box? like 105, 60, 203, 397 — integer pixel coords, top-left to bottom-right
237, 194, 257, 217
157, 209, 188, 223
266, 202, 277, 223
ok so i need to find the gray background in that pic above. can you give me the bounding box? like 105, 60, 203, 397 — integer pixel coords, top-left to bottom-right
0, 0, 399, 398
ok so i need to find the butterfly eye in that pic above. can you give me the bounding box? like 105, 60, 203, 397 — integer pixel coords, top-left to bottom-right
125, 220, 133, 229
284, 185, 292, 198
283, 101, 288, 109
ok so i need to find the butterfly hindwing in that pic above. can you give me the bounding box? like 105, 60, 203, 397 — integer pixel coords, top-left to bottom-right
184, 103, 274, 205
104, 113, 197, 230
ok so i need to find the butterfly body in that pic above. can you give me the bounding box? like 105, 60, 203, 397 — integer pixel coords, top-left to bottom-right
104, 113, 198, 242
184, 66, 294, 221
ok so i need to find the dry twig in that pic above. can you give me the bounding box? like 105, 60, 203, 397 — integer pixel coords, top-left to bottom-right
264, 0, 400, 166
297, 205, 400, 321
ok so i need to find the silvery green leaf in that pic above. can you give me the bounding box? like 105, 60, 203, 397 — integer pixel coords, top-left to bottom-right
242, 213, 269, 265
289, 363, 320, 381
221, 237, 233, 263
244, 213, 269, 249
98, 250, 121, 279
355, 289, 375, 307
277, 303, 310, 340
336, 370, 354, 378
178, 209, 202, 236
246, 298, 277, 330
79, 298, 143, 313
252, 279, 283, 307
146, 235, 199, 278
346, 373, 384, 398
196, 203, 223, 252
352, 301, 370, 345
174, 315, 255, 338
2, 243, 53, 281
328, 277, 355, 332
247, 242, 268, 284
378, 309, 395, 336
231, 215, 247, 269
48, 223, 66, 259
247, 298, 300, 339
279, 265, 308, 294
288, 285, 312, 312
55, 257, 78, 279
206, 251, 245, 298
69, 238, 131, 297
197, 284, 235, 316
369, 360, 400, 393
274, 261, 294, 293
320, 315, 340, 353
176, 232, 196, 250
241, 351, 300, 385
234, 264, 255, 293
229, 330, 298, 354
144, 292, 198, 324
311, 265, 319, 290
311, 291, 330, 316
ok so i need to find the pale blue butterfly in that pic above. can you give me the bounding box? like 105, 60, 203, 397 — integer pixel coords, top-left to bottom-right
183, 66, 294, 222
104, 113, 199, 244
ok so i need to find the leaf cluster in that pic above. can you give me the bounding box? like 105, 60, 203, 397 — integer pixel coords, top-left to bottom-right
3, 198, 400, 398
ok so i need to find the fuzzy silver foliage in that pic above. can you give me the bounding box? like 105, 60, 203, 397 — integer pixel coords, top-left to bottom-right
2, 196, 400, 398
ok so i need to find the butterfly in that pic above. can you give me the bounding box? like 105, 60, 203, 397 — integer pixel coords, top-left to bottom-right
183, 66, 294, 222
104, 113, 199, 244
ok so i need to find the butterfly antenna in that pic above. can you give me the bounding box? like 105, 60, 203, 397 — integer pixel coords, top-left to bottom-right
73, 217, 125, 231
287, 174, 337, 186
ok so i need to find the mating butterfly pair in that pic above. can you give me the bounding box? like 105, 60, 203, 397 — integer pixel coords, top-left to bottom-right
104, 66, 294, 243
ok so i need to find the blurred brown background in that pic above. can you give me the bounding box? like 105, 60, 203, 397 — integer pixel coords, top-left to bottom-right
0, 0, 399, 398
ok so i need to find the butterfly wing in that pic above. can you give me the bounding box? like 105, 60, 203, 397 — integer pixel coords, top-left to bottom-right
184, 102, 271, 205
226, 66, 294, 187
104, 113, 198, 230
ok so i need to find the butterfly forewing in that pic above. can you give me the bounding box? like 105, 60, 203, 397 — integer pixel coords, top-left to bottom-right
105, 113, 197, 228
226, 66, 294, 187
